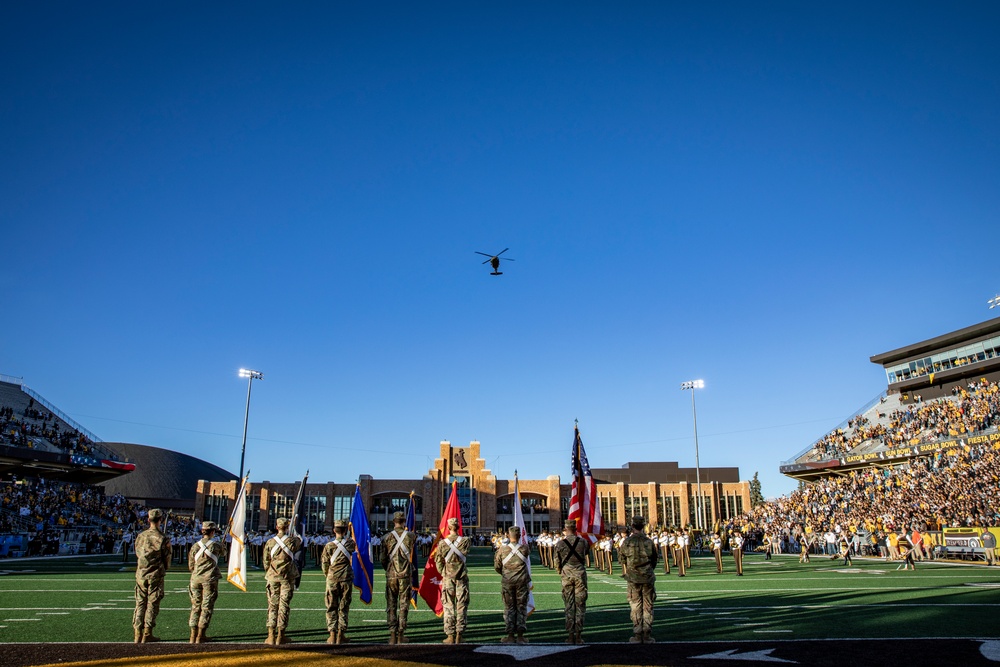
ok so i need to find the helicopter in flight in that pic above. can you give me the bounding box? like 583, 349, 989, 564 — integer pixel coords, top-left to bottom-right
475, 248, 515, 275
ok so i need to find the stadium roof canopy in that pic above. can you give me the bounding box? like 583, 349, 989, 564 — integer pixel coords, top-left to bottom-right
99, 442, 235, 511
870, 315, 1000, 397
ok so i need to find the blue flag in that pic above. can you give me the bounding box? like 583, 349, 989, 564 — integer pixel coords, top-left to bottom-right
406, 491, 418, 608
349, 484, 374, 605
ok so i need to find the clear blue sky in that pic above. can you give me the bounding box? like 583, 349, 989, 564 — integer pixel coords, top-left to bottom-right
2, 2, 998, 498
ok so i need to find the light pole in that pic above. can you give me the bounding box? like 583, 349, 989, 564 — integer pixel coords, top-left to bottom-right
680, 380, 705, 532
238, 368, 263, 483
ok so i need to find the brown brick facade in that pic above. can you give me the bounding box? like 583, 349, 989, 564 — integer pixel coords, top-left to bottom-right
196, 440, 751, 533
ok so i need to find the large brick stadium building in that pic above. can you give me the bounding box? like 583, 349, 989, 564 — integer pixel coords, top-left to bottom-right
196, 440, 751, 534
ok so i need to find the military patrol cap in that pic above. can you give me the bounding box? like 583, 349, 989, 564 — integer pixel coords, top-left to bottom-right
564, 519, 578, 530
447, 517, 459, 529
276, 517, 290, 528
333, 519, 348, 530
508, 525, 521, 537
393, 511, 406, 523
631, 514, 645, 528
202, 521, 218, 532
147, 508, 163, 521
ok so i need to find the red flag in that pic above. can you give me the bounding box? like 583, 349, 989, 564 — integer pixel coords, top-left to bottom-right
418, 481, 463, 615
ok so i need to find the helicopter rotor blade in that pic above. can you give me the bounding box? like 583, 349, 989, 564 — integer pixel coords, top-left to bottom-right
482, 258, 494, 264
474, 251, 494, 258
500, 257, 515, 262
495, 248, 510, 257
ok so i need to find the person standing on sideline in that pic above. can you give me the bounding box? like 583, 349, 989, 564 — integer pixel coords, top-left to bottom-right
672, 529, 686, 577
618, 515, 657, 644
435, 517, 471, 644
132, 508, 171, 644
263, 517, 301, 645
711, 533, 724, 574
982, 529, 997, 566
187, 521, 226, 643
321, 519, 356, 644
494, 525, 532, 644
731, 530, 744, 576
381, 511, 416, 644
554, 519, 589, 644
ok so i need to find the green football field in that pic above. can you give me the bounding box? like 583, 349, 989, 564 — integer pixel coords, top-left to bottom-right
1, 548, 998, 644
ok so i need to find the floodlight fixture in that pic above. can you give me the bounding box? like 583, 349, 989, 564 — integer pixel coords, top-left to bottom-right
680, 379, 706, 531
237, 368, 264, 482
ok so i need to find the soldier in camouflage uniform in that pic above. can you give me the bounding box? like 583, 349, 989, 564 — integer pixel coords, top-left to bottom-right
555, 519, 590, 644
187, 520, 227, 643
321, 519, 356, 644
494, 525, 532, 644
132, 508, 171, 644
263, 517, 302, 645
618, 515, 657, 644
435, 517, 471, 644
381, 511, 416, 644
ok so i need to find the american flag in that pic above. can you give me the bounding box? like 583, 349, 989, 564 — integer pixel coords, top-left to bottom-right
567, 425, 603, 540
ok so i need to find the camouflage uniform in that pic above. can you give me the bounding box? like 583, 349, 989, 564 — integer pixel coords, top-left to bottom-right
321, 521, 356, 643
494, 526, 532, 643
618, 516, 657, 643
434, 518, 471, 643
187, 522, 227, 641
381, 513, 416, 643
263, 518, 302, 643
554, 520, 590, 643
132, 510, 171, 643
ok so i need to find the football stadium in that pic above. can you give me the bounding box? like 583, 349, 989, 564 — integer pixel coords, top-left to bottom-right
3, 317, 1000, 667
4, 5, 999, 667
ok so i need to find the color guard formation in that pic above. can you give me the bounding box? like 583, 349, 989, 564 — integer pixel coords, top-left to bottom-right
132, 508, 770, 646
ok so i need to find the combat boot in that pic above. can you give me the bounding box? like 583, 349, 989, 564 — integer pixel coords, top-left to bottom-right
264, 628, 275, 645
197, 627, 210, 643
628, 633, 642, 643
276, 628, 289, 644
134, 627, 143, 644
443, 635, 455, 644
397, 631, 408, 644
389, 629, 397, 644
565, 632, 575, 644
327, 631, 336, 644
338, 630, 350, 644
644, 631, 656, 644
516, 631, 527, 644
576, 633, 585, 645
501, 633, 516, 644
189, 627, 198, 644
455, 633, 463, 644
141, 629, 160, 643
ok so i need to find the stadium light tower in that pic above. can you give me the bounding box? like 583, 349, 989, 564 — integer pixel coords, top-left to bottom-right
238, 368, 264, 483
680, 380, 706, 532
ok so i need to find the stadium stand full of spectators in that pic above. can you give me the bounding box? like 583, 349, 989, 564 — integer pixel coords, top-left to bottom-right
804, 379, 1000, 462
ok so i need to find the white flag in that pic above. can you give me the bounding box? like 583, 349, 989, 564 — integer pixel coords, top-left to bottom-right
512, 473, 536, 615
226, 476, 249, 591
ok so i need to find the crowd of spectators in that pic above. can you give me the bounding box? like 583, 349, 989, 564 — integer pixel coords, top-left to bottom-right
809, 379, 1000, 461
741, 434, 1000, 556
1, 400, 98, 457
